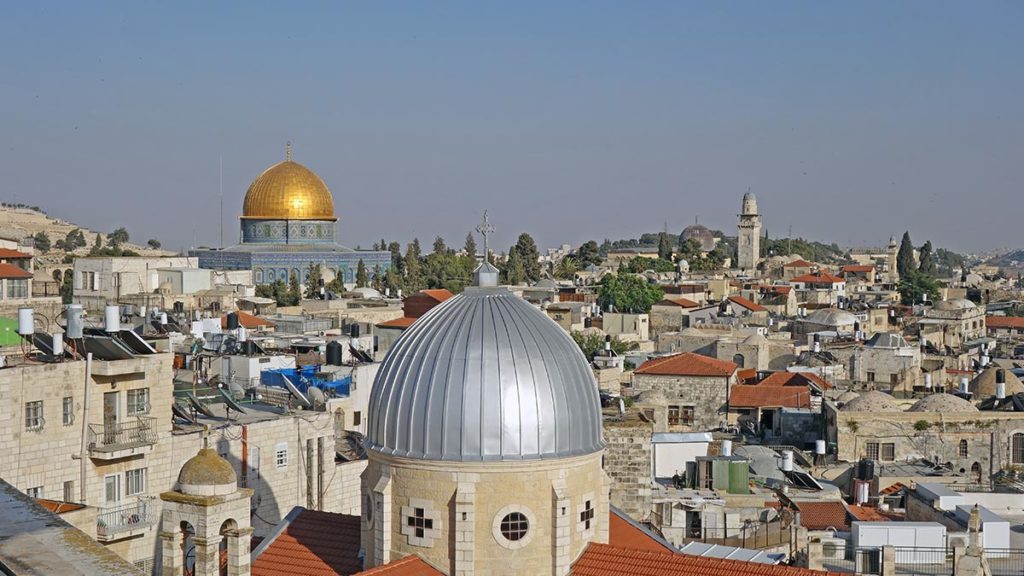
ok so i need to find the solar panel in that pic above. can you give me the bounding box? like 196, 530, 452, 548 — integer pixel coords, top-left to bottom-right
117, 330, 157, 355
81, 336, 135, 361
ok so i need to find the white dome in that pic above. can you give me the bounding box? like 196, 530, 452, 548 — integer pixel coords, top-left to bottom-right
909, 393, 978, 413
806, 308, 858, 327
934, 298, 976, 311
842, 391, 901, 412
366, 286, 604, 461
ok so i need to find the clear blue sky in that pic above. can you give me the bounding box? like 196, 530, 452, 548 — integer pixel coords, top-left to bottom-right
2, 2, 1021, 254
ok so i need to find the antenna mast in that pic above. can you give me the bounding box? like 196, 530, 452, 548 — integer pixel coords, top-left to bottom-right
219, 156, 224, 249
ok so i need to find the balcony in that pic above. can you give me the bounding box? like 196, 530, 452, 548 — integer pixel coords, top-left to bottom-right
96, 499, 154, 542
87, 417, 157, 460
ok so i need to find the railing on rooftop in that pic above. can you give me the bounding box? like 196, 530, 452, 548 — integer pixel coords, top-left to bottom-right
96, 499, 154, 541
87, 417, 157, 454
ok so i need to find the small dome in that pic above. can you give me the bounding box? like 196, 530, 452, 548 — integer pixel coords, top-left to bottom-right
842, 391, 901, 412
970, 368, 1024, 398
743, 333, 769, 345
681, 327, 707, 337
933, 299, 976, 311
177, 448, 237, 495
366, 286, 604, 462
836, 390, 860, 404
909, 393, 978, 413
242, 153, 336, 221
806, 308, 858, 327
353, 287, 382, 299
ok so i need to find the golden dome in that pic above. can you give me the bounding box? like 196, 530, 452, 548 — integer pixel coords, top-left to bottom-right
242, 153, 336, 221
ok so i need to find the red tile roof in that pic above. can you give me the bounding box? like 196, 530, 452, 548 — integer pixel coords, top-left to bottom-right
355, 555, 444, 576
0, 263, 32, 279
784, 259, 816, 268
608, 509, 675, 553
846, 505, 890, 522
728, 295, 767, 313
252, 510, 362, 576
790, 272, 844, 285
655, 297, 701, 308
0, 249, 32, 259
376, 316, 417, 328
635, 352, 737, 377
880, 482, 906, 496
760, 285, 792, 294
221, 310, 275, 329
840, 265, 874, 274
730, 386, 814, 409
572, 543, 844, 576
419, 289, 454, 303
795, 501, 850, 531
987, 316, 1024, 329
757, 372, 833, 390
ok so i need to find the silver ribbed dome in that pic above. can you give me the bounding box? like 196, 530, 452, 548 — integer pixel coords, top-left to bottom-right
366, 286, 605, 461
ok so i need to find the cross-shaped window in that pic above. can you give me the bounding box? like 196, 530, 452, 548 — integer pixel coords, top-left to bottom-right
580, 500, 595, 530
407, 507, 434, 539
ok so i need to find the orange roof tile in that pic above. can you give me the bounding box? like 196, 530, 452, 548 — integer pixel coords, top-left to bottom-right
608, 508, 675, 553
0, 263, 32, 279
784, 259, 815, 268
728, 295, 767, 312
846, 505, 890, 522
790, 272, 844, 285
252, 509, 361, 576
841, 265, 874, 274
419, 289, 454, 303
0, 249, 32, 259
987, 316, 1024, 329
757, 372, 833, 390
635, 352, 737, 377
760, 285, 792, 294
377, 316, 417, 328
730, 386, 813, 409
795, 501, 850, 531
221, 310, 275, 329
880, 482, 906, 496
572, 543, 844, 576
655, 297, 701, 308
737, 368, 758, 384
355, 555, 444, 575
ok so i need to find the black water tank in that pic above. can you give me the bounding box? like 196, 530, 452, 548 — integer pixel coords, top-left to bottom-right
173, 301, 184, 313
859, 458, 876, 480
584, 317, 592, 328
326, 341, 344, 366
225, 312, 240, 330
350, 324, 361, 338
996, 369, 1006, 384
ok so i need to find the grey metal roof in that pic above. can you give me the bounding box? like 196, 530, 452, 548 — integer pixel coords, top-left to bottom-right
366, 286, 605, 461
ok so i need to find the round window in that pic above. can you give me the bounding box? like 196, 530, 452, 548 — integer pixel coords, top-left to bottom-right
499, 512, 529, 542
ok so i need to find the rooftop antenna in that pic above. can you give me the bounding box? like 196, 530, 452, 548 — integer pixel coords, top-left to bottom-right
286, 141, 292, 162
219, 156, 224, 249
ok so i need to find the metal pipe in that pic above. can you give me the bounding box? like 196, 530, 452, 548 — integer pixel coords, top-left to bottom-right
79, 352, 92, 503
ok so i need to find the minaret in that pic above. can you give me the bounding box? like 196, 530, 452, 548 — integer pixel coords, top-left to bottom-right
886, 236, 899, 283
737, 191, 762, 273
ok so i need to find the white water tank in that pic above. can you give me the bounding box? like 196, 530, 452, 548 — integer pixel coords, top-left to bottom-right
816, 440, 827, 455
18, 308, 34, 336
139, 305, 147, 318
160, 312, 168, 325
924, 373, 932, 389
721, 439, 733, 457
65, 304, 84, 339
782, 450, 794, 472
237, 326, 247, 342
960, 377, 969, 394
104, 305, 120, 333
997, 382, 1006, 400
52, 333, 64, 356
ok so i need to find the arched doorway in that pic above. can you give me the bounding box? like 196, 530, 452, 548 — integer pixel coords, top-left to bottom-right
733, 354, 745, 369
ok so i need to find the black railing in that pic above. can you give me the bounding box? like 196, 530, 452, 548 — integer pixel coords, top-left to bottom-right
87, 417, 157, 453
678, 523, 791, 549
891, 546, 953, 576
984, 549, 1024, 576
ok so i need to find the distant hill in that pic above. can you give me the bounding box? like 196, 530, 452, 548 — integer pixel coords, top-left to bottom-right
987, 250, 1024, 268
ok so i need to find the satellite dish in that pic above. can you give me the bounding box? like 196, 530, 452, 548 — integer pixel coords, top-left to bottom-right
308, 386, 326, 407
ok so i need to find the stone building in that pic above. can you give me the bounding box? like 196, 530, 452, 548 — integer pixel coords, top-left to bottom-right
649, 297, 700, 342
0, 247, 61, 319
360, 265, 610, 575
919, 298, 986, 350
736, 192, 762, 273
191, 145, 390, 287
72, 255, 198, 311
632, 353, 738, 432
826, 332, 923, 393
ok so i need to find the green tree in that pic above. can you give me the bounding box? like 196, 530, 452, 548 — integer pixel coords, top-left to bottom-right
147, 238, 161, 249
597, 270, 664, 313
464, 233, 477, 259
89, 234, 104, 256
571, 331, 636, 360
554, 257, 579, 280
387, 241, 403, 272
918, 240, 936, 276
624, 256, 675, 274
512, 233, 541, 282
897, 231, 915, 278
577, 240, 602, 267
61, 228, 86, 251
898, 269, 940, 305
372, 264, 384, 292
356, 259, 368, 288
384, 266, 402, 296
502, 249, 527, 285
404, 240, 423, 290
676, 237, 704, 263
32, 232, 50, 252
432, 236, 447, 254
304, 264, 323, 299
108, 227, 129, 247
657, 232, 673, 261
60, 271, 74, 303
287, 271, 302, 305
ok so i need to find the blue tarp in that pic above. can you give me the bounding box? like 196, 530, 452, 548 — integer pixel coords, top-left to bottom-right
261, 366, 351, 397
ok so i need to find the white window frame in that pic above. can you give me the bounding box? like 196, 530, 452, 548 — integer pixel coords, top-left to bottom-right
26, 486, 42, 499
62, 397, 74, 426
275, 442, 288, 469
125, 468, 146, 496
104, 474, 121, 506
126, 388, 150, 416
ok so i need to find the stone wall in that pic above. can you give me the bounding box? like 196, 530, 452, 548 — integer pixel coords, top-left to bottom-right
603, 423, 653, 521
632, 373, 734, 431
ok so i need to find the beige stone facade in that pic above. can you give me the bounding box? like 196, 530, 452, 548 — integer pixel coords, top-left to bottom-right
361, 451, 609, 576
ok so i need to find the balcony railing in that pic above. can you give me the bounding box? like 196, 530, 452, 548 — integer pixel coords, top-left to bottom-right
96, 499, 154, 541
87, 417, 157, 455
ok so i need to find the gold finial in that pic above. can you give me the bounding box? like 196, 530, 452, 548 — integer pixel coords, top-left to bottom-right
286, 141, 292, 162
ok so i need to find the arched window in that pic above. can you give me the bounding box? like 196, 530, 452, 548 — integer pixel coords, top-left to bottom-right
1013, 433, 1024, 465
959, 439, 968, 458
733, 354, 745, 369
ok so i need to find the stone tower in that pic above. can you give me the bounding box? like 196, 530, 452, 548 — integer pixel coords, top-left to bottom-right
160, 447, 254, 576
737, 192, 762, 273
886, 236, 900, 283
